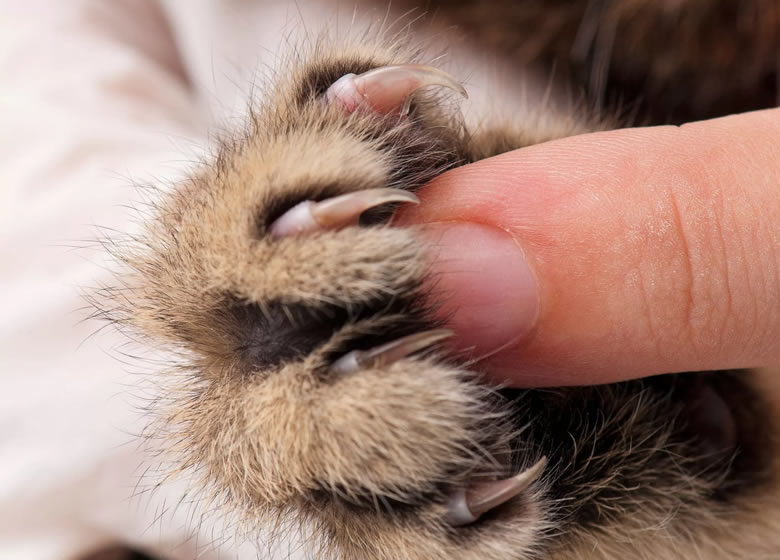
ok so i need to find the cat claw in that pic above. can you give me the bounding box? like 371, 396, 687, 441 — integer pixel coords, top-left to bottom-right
269, 188, 419, 238
445, 457, 547, 527
325, 64, 468, 114
329, 329, 454, 375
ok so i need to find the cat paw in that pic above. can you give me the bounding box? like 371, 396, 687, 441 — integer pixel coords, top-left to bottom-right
112, 43, 547, 559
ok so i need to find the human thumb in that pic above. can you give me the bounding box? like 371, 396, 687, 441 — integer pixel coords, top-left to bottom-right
397, 108, 780, 387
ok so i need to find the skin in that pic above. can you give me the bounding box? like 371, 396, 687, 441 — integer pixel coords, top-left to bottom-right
398, 108, 780, 387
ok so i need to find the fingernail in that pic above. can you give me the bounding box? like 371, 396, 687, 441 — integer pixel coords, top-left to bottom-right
422, 223, 539, 359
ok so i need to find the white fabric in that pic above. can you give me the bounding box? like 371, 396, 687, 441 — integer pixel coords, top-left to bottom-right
0, 1, 301, 557
0, 1, 531, 558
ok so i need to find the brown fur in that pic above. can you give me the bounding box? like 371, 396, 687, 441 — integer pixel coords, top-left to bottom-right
407, 0, 779, 123
94, 4, 780, 559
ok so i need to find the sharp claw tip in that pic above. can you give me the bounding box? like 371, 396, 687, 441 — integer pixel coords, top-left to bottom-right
446, 456, 547, 527
406, 192, 422, 204
344, 64, 467, 113
307, 188, 420, 230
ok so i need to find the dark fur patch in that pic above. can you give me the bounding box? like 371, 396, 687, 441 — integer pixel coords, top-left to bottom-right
499, 371, 774, 532
294, 58, 380, 106
224, 288, 439, 377
230, 300, 346, 372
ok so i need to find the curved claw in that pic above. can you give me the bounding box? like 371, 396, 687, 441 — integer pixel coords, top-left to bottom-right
330, 329, 454, 375
446, 457, 548, 527
269, 188, 419, 238
325, 64, 468, 114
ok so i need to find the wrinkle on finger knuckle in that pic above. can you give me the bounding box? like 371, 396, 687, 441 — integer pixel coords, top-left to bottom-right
616, 157, 695, 368
684, 198, 732, 365
722, 193, 780, 366
669, 114, 780, 367
628, 162, 729, 369
665, 171, 768, 369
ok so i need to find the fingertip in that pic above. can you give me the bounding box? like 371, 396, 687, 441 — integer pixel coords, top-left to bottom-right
400, 113, 780, 386
419, 223, 540, 362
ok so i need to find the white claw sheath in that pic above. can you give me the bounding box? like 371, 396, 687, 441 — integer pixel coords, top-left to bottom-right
325, 64, 468, 114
